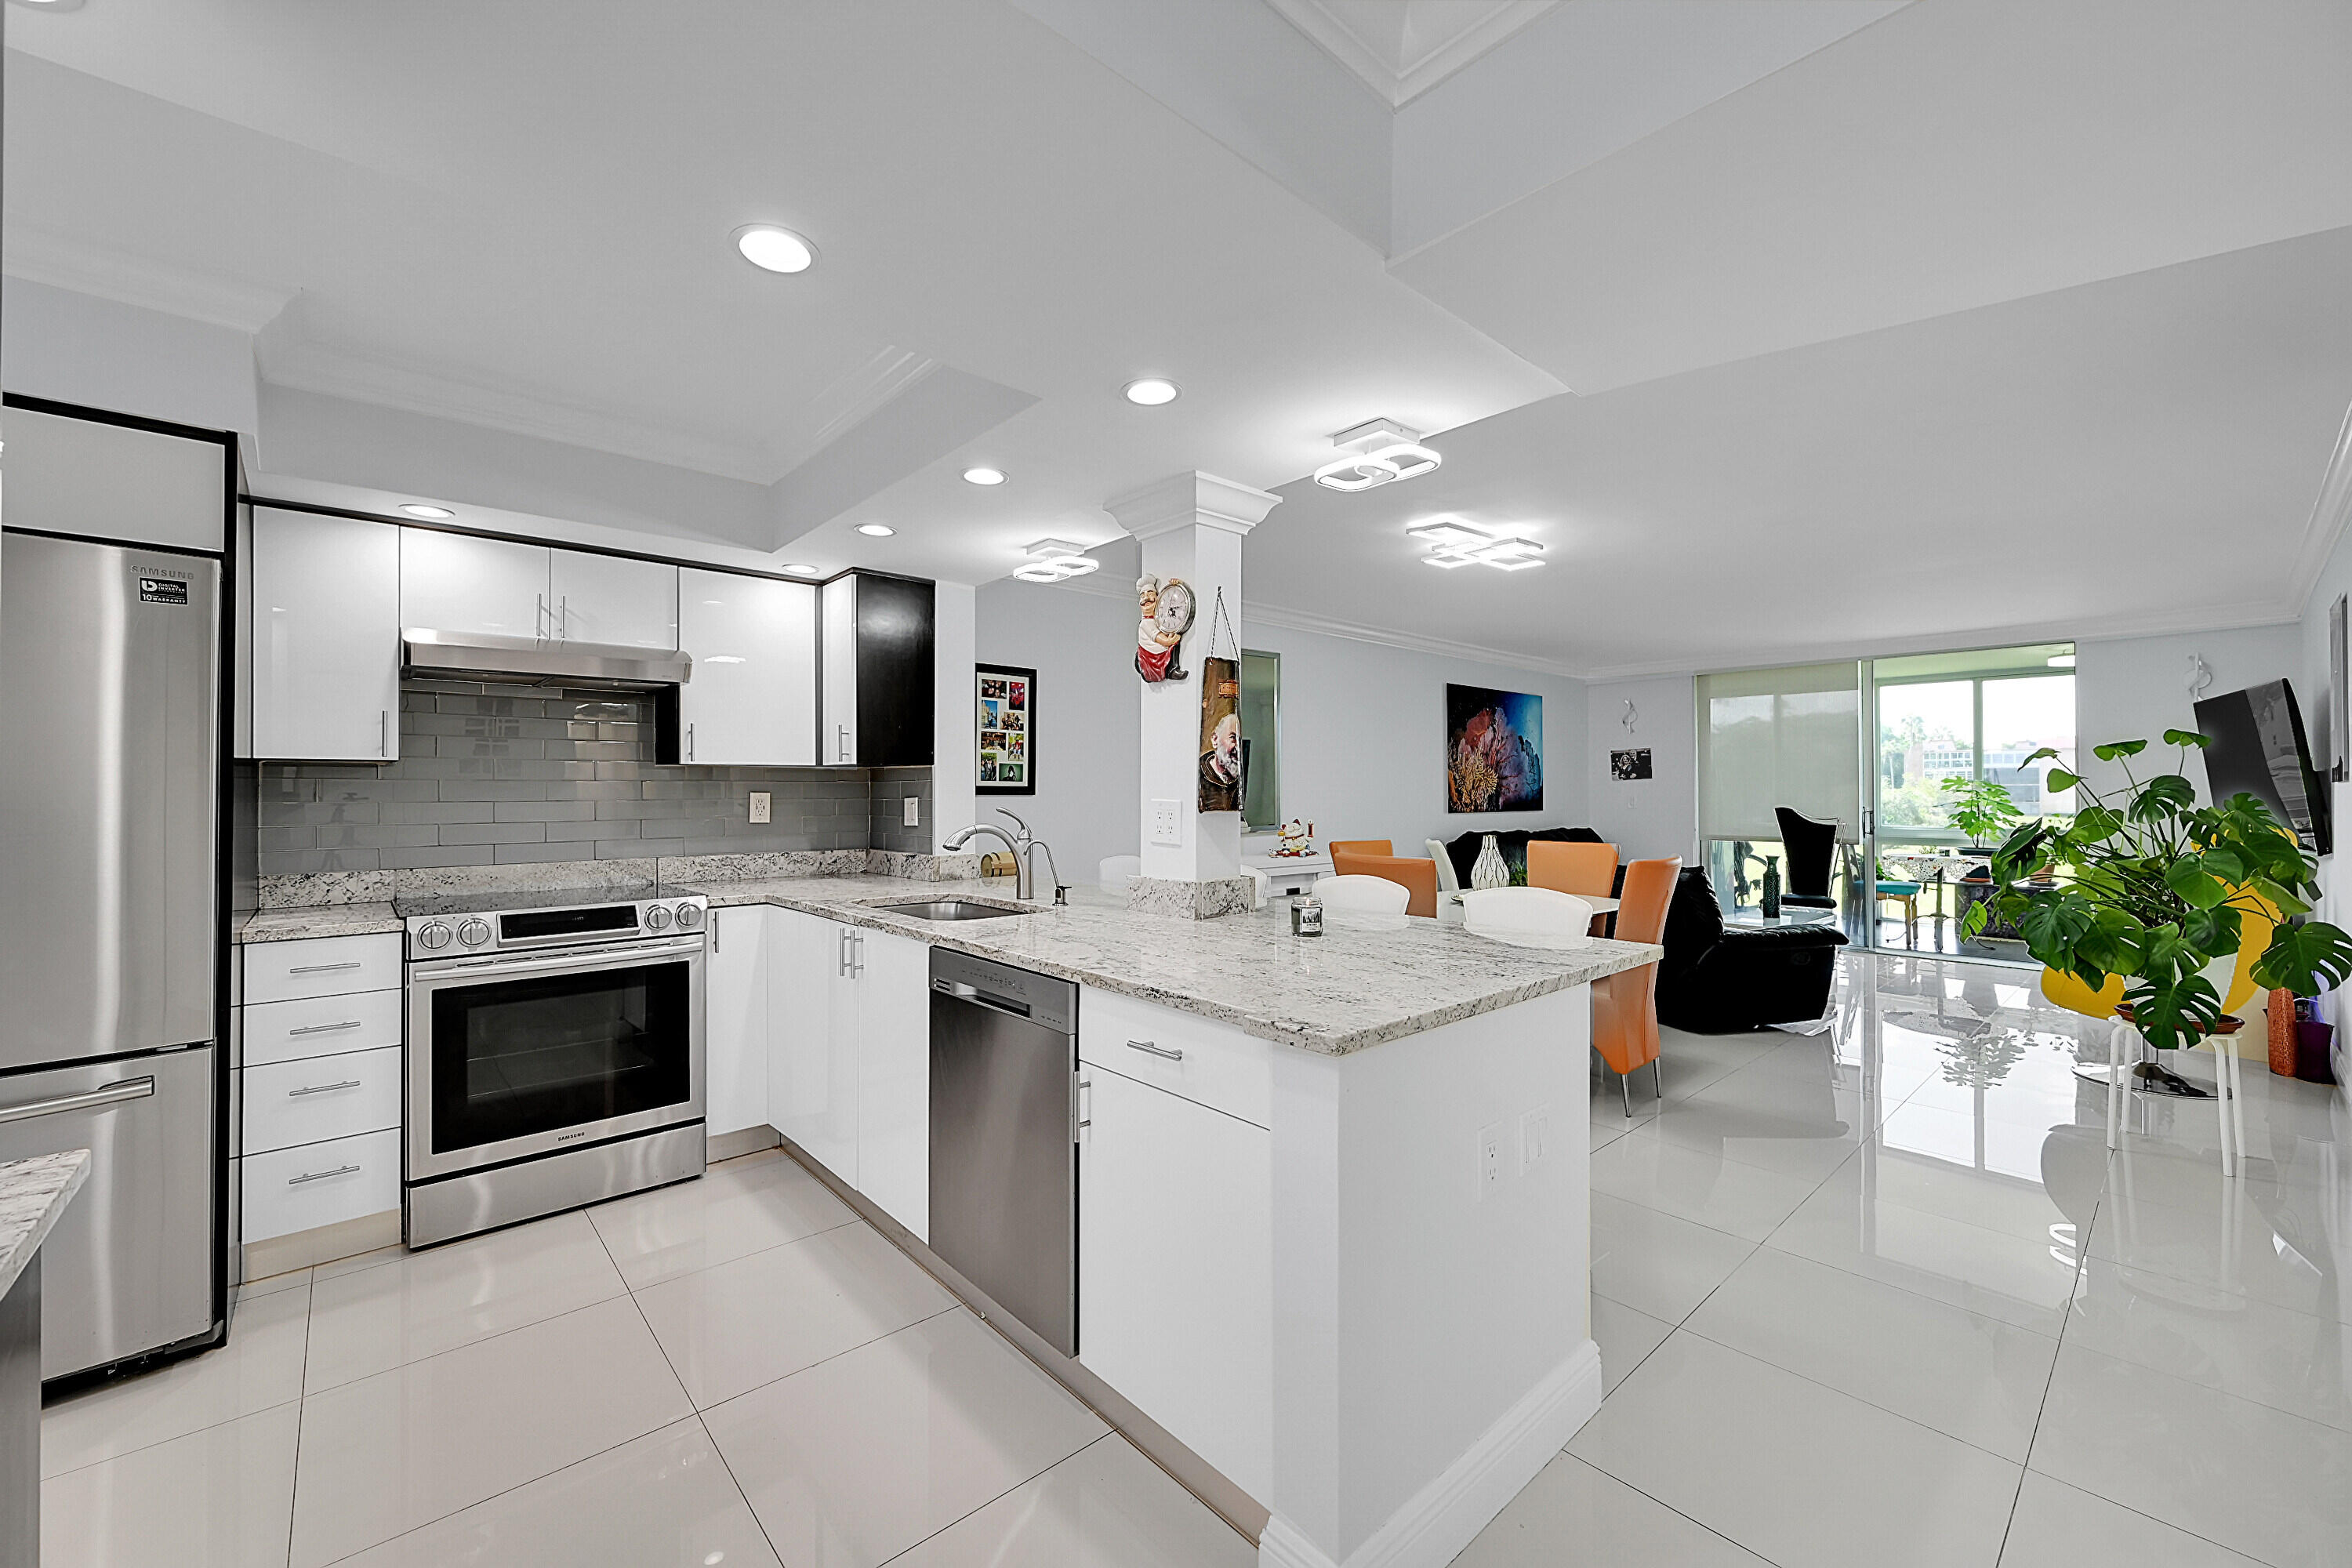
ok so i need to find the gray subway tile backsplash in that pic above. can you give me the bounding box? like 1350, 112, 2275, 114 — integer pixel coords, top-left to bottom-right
255, 682, 931, 877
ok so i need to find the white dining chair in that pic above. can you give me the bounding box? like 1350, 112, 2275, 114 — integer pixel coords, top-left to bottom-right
1459, 886, 1595, 949
1425, 840, 1462, 895
1316, 874, 1411, 916
1098, 855, 1142, 891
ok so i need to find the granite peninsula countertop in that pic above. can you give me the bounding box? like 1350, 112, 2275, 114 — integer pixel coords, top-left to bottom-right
1, 1149, 90, 1298
691, 873, 1661, 1055
237, 902, 404, 943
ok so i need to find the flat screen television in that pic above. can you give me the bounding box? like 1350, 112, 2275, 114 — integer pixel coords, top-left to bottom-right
2192, 679, 2331, 855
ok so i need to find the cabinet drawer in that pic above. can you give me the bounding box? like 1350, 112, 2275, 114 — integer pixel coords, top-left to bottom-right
244, 1046, 403, 1156
244, 988, 403, 1067
242, 1127, 401, 1243
245, 933, 403, 1004
1078, 987, 1271, 1130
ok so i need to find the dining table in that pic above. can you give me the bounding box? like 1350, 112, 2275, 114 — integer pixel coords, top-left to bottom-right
1879, 850, 1993, 949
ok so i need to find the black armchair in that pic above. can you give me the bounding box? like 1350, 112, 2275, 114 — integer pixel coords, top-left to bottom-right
1656, 869, 1849, 1033
1772, 807, 1841, 911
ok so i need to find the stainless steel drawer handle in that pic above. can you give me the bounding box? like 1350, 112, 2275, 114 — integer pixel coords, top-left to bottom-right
287, 1080, 362, 1098
288, 961, 364, 975
288, 1164, 360, 1185
1126, 1040, 1185, 1062
286, 1020, 362, 1036
0, 1076, 155, 1126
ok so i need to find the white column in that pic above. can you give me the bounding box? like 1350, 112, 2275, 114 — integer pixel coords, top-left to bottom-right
930, 580, 978, 854
1103, 472, 1280, 912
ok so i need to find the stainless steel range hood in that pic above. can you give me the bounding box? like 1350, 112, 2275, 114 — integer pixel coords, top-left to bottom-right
402, 628, 692, 688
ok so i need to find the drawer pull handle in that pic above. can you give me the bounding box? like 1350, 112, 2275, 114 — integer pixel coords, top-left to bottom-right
288, 961, 364, 975
0, 1076, 154, 1126
1126, 1040, 1185, 1062
286, 1020, 362, 1036
287, 1080, 361, 1098
288, 1164, 360, 1185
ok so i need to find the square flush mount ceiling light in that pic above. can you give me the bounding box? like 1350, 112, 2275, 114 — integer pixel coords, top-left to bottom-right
1314, 418, 1442, 492
1012, 539, 1102, 583
1408, 517, 1546, 572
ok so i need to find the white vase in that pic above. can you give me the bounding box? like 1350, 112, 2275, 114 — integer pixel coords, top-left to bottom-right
1471, 834, 1510, 890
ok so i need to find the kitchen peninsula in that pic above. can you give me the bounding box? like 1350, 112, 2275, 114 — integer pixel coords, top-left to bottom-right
4, 1150, 90, 1562
239, 858, 1655, 1568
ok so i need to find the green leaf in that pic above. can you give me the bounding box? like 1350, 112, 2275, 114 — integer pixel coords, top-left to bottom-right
2197, 845, 2248, 884
2129, 774, 2198, 823
2180, 905, 2243, 956
2161, 728, 2212, 749
2249, 877, 2312, 919
2071, 805, 2126, 842
2045, 768, 2081, 793
2163, 858, 2227, 909
2094, 739, 2150, 762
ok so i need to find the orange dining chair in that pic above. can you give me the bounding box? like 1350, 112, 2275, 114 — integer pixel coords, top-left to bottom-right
1329, 847, 1439, 917
1527, 840, 1620, 937
1327, 839, 1392, 859
1594, 856, 1682, 1116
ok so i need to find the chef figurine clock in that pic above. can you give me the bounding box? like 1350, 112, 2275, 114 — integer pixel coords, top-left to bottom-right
1134, 575, 1196, 683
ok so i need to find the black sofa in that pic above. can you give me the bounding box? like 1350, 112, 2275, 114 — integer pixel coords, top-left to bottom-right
1438, 827, 1610, 890
1655, 869, 1848, 1033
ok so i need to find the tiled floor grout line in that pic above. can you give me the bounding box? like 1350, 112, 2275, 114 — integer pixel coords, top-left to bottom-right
285, 1280, 316, 1568
1554, 1450, 1792, 1568
1991, 1190, 2097, 1567
872, 1430, 1120, 1568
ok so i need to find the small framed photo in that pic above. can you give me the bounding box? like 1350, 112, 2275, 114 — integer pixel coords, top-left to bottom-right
977, 663, 1036, 796
1611, 747, 1653, 781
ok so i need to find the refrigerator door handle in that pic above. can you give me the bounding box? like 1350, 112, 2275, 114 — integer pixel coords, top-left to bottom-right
0, 1074, 155, 1126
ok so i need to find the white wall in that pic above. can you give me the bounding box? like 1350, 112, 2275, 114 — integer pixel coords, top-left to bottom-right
1584, 675, 1697, 864
974, 581, 1594, 878
2, 278, 258, 437
2074, 624, 2301, 800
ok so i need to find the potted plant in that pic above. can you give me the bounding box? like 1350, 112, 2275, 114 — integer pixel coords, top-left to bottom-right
1940, 775, 2021, 851
1964, 731, 2352, 1053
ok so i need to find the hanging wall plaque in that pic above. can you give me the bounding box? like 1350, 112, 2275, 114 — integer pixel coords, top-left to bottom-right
1197, 589, 1243, 813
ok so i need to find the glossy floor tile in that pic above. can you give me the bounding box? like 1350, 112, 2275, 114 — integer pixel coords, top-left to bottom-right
1997, 1471, 2267, 1568
40, 1403, 299, 1568
1588, 1192, 1757, 1323
589, 1149, 858, 1290
1589, 1293, 1673, 1395
703, 1308, 1105, 1568
1454, 1451, 1769, 1568
1588, 1131, 1824, 1242
888, 1433, 1256, 1568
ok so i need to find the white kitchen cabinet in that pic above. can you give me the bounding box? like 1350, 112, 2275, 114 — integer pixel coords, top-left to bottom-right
670, 568, 817, 765
770, 909, 859, 1184
1078, 1063, 1273, 1500
549, 548, 677, 648
249, 508, 401, 762
852, 927, 931, 1240
705, 905, 769, 1137
399, 529, 550, 640
818, 572, 935, 767
821, 576, 858, 765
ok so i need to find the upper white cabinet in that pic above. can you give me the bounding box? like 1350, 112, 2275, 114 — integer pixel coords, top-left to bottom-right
668, 568, 816, 766
249, 508, 401, 762
2, 405, 229, 554
549, 550, 676, 648
822, 577, 858, 767
399, 530, 550, 640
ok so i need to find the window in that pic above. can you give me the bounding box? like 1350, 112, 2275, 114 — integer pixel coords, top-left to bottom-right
1872, 644, 2076, 842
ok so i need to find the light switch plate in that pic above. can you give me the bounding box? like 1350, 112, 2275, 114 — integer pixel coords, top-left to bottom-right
902, 795, 920, 827
748, 791, 771, 824
1150, 798, 1182, 846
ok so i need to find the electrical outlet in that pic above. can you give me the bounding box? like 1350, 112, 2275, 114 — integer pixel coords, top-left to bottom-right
1150, 798, 1182, 846
747, 791, 771, 825
1477, 1122, 1504, 1197
1519, 1104, 1552, 1171
902, 794, 920, 828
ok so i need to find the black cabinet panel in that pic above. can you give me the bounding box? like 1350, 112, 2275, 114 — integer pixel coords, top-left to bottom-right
833, 573, 934, 767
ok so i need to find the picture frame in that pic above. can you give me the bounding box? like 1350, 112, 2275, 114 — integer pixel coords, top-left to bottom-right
1446, 684, 1544, 813
976, 662, 1036, 795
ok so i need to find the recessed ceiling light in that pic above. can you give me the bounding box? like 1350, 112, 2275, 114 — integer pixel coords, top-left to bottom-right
733, 223, 817, 274
855, 523, 895, 538
1315, 418, 1441, 492
782, 563, 818, 576
399, 503, 456, 521
1123, 378, 1180, 407
962, 466, 1006, 486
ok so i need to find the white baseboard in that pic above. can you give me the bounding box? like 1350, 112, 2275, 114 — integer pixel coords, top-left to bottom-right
1259, 1339, 1604, 1568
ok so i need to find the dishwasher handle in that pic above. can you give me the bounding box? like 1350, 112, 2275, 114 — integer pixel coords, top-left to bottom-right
931, 978, 1034, 1021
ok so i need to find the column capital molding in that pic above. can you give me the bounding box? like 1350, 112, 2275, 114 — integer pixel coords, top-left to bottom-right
1103, 470, 1282, 543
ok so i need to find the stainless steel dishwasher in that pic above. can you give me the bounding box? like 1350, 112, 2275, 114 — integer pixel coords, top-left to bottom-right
928, 948, 1079, 1358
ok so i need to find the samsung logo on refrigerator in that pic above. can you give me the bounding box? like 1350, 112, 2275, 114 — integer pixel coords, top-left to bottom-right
137, 577, 189, 605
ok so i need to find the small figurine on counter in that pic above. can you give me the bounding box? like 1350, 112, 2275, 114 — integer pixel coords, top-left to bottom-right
1276, 817, 1316, 858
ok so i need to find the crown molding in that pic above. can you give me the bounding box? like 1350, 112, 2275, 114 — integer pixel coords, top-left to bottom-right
2291, 397, 2352, 622
1105, 471, 1283, 540
1264, 0, 1558, 108
2, 223, 293, 332
1240, 596, 1583, 677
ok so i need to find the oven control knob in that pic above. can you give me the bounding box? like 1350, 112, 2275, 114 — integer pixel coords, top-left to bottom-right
417, 920, 452, 951
644, 903, 673, 931
674, 902, 704, 930
457, 918, 492, 948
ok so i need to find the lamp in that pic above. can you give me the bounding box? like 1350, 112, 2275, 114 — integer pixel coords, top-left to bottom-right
1012, 539, 1102, 583
1407, 517, 1546, 572
1314, 419, 1442, 492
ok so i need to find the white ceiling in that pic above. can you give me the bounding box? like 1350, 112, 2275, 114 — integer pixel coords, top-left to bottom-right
7, 0, 2351, 675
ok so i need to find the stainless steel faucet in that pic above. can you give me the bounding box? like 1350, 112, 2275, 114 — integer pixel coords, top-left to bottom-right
942, 809, 1068, 904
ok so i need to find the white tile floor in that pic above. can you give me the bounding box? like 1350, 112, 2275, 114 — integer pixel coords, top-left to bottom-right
40, 950, 2352, 1567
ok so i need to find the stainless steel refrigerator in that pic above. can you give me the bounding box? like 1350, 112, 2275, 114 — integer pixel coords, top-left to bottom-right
0, 529, 223, 1381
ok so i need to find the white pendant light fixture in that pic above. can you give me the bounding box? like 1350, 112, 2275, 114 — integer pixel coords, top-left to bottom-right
734, 223, 817, 274
1406, 517, 1544, 571
1314, 418, 1442, 492
1011, 539, 1102, 583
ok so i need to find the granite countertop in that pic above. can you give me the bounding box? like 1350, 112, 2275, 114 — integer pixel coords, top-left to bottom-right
238, 903, 403, 943
691, 873, 1661, 1055
0, 1149, 90, 1298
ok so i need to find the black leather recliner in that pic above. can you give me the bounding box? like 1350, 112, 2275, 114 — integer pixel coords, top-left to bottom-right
1656, 869, 1849, 1033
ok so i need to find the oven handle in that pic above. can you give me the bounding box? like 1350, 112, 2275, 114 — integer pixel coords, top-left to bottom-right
409, 935, 706, 982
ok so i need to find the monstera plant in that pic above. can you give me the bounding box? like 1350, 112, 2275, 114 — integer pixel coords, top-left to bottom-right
1940, 775, 2022, 849
1963, 731, 2352, 1050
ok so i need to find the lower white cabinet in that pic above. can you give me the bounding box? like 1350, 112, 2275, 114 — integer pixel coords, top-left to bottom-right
851, 927, 930, 1241
705, 905, 770, 1137
1078, 1063, 1273, 1500
243, 1046, 403, 1156
770, 909, 860, 1184
242, 1127, 402, 1243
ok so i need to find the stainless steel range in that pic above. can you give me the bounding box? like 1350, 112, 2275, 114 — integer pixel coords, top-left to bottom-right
402, 890, 708, 1247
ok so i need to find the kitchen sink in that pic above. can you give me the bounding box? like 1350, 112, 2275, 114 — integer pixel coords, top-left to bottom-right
867, 899, 1030, 921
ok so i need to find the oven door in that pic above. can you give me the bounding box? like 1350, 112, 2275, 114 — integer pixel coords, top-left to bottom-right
405, 935, 705, 1182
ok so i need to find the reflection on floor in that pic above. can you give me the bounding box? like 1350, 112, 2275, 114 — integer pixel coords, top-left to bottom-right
38, 1150, 1251, 1568
40, 949, 2352, 1566
1472, 949, 2352, 1568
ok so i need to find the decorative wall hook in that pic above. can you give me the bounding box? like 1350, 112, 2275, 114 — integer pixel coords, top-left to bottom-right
2186, 654, 2213, 699
1621, 699, 1639, 733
